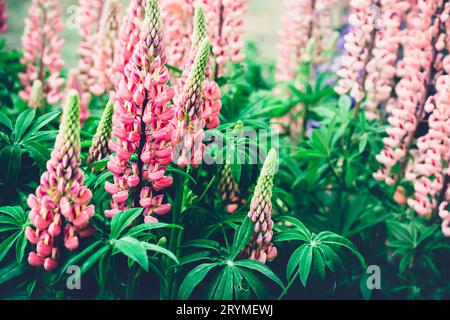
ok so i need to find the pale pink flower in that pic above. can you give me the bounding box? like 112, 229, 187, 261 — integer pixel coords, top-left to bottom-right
0, 0, 7, 33
19, 0, 65, 106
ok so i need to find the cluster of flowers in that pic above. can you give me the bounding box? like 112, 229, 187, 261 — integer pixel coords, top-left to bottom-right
26, 91, 95, 270
242, 149, 278, 264
105, 1, 221, 223
339, 0, 450, 236
160, 0, 249, 78
19, 0, 65, 106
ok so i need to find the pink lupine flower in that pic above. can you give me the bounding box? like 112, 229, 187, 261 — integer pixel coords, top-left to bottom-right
335, 0, 378, 104
112, 0, 146, 88
91, 0, 121, 96
19, 0, 65, 106
160, 0, 195, 69
242, 149, 278, 264
172, 39, 212, 168
0, 0, 7, 33
374, 1, 443, 185
106, 0, 174, 223
363, 0, 410, 120
76, 0, 105, 121
275, 0, 315, 83
26, 91, 95, 271
196, 0, 248, 78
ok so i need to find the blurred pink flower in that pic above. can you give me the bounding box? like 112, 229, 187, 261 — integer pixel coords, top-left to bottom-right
0, 0, 8, 33
19, 0, 65, 106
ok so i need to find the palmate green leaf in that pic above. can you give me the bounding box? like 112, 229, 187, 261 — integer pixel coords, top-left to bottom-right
22, 111, 60, 142
0, 144, 22, 187
13, 109, 35, 143
275, 216, 312, 240
110, 208, 143, 239
14, 231, 27, 263
233, 260, 285, 290
176, 251, 213, 267
178, 262, 219, 300
181, 239, 221, 252
141, 242, 178, 264
316, 232, 366, 267
312, 248, 326, 281
125, 222, 182, 239
274, 231, 309, 243
214, 266, 234, 300
230, 216, 254, 260
79, 245, 110, 276
298, 246, 313, 287
238, 267, 269, 300
318, 243, 346, 281
113, 237, 149, 271
0, 261, 30, 286
22, 141, 50, 170
0, 206, 27, 223
286, 244, 308, 281
54, 240, 105, 283
0, 111, 12, 131
0, 232, 19, 263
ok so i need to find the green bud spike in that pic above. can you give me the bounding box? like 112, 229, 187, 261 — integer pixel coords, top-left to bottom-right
58, 90, 81, 162
88, 100, 114, 164
253, 148, 277, 201
183, 38, 211, 117
29, 79, 44, 110
193, 5, 207, 48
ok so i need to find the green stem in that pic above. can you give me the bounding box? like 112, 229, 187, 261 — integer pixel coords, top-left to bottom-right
166, 170, 187, 299
277, 276, 297, 300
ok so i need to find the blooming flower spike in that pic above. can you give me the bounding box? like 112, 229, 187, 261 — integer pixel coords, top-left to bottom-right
242, 148, 278, 264
26, 90, 95, 271
106, 0, 174, 222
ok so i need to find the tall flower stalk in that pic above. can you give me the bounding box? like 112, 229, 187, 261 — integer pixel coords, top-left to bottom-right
76, 0, 105, 120
19, 0, 65, 106
26, 91, 95, 271
242, 148, 278, 264
88, 100, 114, 164
91, 0, 121, 96
112, 0, 146, 88
106, 0, 174, 223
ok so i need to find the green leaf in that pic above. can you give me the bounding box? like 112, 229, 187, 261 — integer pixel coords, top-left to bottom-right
230, 216, 254, 260
178, 263, 218, 300
276, 216, 311, 240
141, 243, 178, 264
0, 206, 26, 223
13, 109, 36, 143
0, 144, 22, 187
0, 233, 19, 263
79, 245, 110, 276
238, 268, 269, 300
110, 208, 143, 239
113, 237, 149, 271
126, 222, 182, 238
234, 259, 285, 289
312, 248, 326, 281
15, 231, 28, 263
22, 111, 60, 141
298, 246, 313, 287
0, 112, 12, 130
0, 262, 30, 286
22, 141, 50, 170
286, 244, 308, 280
215, 266, 234, 300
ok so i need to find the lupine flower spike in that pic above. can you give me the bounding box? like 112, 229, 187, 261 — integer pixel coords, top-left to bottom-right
112, 0, 146, 88
76, 0, 105, 117
106, 0, 174, 223
88, 101, 114, 164
91, 0, 121, 96
0, 0, 7, 33
242, 148, 278, 264
19, 0, 65, 106
26, 91, 95, 271
172, 39, 211, 168
160, 0, 195, 69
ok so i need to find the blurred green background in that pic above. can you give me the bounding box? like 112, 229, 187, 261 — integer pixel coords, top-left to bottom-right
2, 0, 282, 66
